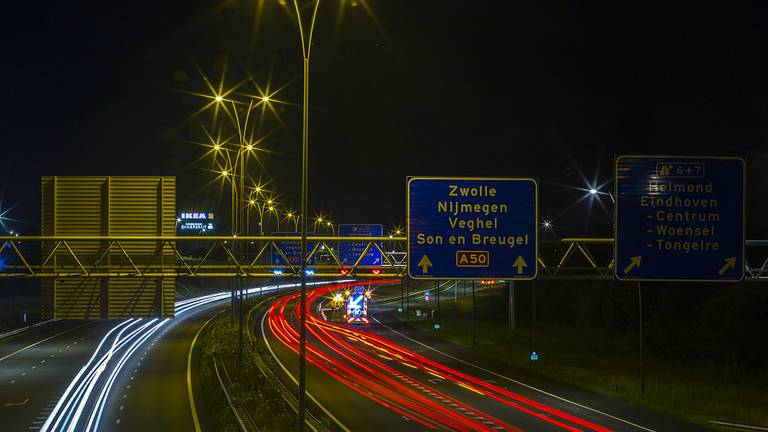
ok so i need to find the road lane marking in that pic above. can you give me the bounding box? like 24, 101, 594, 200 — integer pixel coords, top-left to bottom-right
5, 397, 30, 407
187, 309, 225, 432
260, 308, 353, 432
0, 322, 92, 363
373, 317, 658, 432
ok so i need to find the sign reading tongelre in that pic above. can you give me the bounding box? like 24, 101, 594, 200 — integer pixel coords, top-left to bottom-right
407, 177, 537, 280
615, 156, 745, 281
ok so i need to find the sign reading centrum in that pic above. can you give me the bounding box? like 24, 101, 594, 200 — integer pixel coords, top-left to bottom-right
615, 156, 745, 281
407, 177, 537, 280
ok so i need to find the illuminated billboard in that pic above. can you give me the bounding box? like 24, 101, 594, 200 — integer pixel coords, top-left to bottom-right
178, 211, 214, 233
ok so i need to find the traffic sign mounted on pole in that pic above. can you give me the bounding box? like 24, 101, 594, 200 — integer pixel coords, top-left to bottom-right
407, 177, 538, 280
338, 224, 383, 266
615, 156, 745, 281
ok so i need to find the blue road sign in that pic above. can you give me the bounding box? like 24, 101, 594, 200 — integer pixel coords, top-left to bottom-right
271, 232, 316, 268
407, 177, 538, 280
338, 224, 383, 266
615, 156, 745, 281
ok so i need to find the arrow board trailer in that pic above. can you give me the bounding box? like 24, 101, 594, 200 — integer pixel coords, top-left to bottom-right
615, 156, 745, 281
407, 177, 538, 280
345, 286, 369, 324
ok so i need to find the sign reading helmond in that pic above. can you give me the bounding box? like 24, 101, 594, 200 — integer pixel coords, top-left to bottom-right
615, 156, 745, 281
407, 177, 537, 280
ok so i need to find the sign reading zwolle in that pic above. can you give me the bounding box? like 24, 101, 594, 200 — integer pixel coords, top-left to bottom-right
615, 156, 745, 281
407, 177, 538, 280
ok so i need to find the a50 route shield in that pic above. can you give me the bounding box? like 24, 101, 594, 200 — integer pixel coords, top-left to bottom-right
407, 177, 538, 280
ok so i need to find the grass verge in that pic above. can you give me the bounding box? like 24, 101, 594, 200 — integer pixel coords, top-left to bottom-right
197, 296, 341, 432
400, 291, 768, 430
198, 300, 295, 431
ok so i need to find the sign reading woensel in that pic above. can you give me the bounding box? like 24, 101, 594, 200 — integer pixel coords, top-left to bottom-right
407, 177, 537, 280
615, 156, 745, 281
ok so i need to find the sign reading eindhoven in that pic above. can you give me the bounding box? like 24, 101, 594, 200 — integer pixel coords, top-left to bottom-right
615, 156, 745, 281
407, 177, 537, 280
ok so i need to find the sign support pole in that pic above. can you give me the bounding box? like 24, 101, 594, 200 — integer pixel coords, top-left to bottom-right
400, 279, 405, 311
407, 278, 411, 316
238, 277, 244, 368
435, 280, 440, 329
638, 281, 645, 396
508, 281, 515, 330
532, 279, 537, 364
471, 280, 476, 345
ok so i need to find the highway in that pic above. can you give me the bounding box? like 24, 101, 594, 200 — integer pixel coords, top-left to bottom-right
0, 320, 118, 431
262, 281, 707, 432
23, 280, 350, 432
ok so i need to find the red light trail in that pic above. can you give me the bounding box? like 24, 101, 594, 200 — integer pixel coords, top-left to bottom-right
266, 281, 614, 431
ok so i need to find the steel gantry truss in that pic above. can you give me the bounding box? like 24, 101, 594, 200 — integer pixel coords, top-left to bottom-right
0, 236, 765, 280
0, 236, 407, 278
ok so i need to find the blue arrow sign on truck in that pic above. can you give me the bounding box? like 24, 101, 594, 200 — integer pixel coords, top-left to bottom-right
407, 177, 538, 280
615, 156, 745, 281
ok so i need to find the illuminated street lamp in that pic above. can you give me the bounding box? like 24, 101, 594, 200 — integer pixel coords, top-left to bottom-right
284, 210, 299, 231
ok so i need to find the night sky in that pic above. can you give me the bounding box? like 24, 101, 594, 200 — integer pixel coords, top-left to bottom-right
1, 1, 767, 237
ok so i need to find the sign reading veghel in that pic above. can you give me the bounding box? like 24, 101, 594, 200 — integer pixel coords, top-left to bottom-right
41, 176, 176, 319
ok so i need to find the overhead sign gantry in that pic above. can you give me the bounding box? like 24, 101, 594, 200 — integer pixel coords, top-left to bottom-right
407, 177, 538, 280
615, 156, 745, 281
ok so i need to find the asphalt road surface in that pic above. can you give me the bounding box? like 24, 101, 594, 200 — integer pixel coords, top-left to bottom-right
262, 281, 706, 432
0, 319, 117, 431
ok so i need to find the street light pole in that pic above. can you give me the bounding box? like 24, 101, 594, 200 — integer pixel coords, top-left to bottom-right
294, 1, 320, 431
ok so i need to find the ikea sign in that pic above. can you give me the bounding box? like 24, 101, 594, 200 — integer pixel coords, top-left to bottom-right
178, 211, 215, 233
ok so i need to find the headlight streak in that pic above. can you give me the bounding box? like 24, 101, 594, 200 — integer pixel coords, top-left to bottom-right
266, 283, 615, 432
40, 320, 135, 432
42, 279, 352, 432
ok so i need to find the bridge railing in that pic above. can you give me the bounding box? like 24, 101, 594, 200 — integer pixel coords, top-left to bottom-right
0, 236, 765, 280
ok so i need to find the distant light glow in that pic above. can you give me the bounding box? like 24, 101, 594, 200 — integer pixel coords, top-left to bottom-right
589, 188, 598, 195
214, 95, 223, 102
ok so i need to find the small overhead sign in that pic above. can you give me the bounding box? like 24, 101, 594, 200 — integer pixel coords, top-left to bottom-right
338, 224, 383, 266
271, 232, 316, 268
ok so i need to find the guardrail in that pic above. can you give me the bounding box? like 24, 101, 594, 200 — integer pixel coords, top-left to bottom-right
0, 236, 764, 280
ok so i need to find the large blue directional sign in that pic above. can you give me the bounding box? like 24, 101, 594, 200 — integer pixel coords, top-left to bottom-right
408, 177, 537, 280
615, 156, 745, 281
271, 232, 316, 268
338, 224, 383, 266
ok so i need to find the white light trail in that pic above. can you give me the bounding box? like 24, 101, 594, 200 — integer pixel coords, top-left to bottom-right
41, 279, 352, 432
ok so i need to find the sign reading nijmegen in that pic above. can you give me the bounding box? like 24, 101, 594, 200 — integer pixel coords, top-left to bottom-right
615, 156, 745, 281
407, 177, 537, 280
